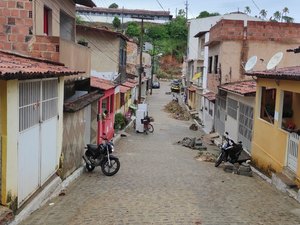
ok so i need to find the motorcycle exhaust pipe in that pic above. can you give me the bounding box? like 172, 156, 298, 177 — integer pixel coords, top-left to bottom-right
82, 155, 92, 165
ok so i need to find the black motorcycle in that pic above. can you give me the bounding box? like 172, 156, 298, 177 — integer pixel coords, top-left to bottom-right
82, 137, 120, 176
215, 132, 243, 167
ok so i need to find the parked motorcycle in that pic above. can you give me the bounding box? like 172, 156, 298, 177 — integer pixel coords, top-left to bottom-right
215, 132, 243, 167
82, 136, 120, 176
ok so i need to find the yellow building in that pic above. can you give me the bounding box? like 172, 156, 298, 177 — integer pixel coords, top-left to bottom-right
247, 66, 300, 185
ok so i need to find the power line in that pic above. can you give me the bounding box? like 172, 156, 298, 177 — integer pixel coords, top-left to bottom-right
156, 0, 166, 11
251, 0, 260, 11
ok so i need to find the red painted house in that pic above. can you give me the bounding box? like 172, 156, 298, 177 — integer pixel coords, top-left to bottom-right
91, 76, 116, 143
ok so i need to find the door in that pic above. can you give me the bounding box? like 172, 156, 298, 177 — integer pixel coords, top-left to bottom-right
287, 132, 299, 173
214, 96, 226, 135
238, 103, 254, 153
18, 79, 58, 206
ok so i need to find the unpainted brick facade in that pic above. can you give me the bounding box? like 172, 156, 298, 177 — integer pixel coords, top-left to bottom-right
0, 0, 59, 62
207, 19, 300, 93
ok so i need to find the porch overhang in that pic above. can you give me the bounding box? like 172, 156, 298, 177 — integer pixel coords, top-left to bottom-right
0, 51, 83, 80
201, 91, 216, 102
219, 80, 256, 97
64, 91, 103, 112
74, 0, 96, 7
245, 66, 300, 80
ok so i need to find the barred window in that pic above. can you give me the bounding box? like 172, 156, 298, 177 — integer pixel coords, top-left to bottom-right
227, 98, 238, 119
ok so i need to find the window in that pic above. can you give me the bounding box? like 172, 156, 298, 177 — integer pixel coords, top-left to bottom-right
208, 56, 213, 73
102, 97, 108, 113
260, 87, 276, 124
281, 91, 298, 131
44, 6, 52, 35
60, 11, 75, 41
120, 93, 125, 106
227, 98, 238, 119
110, 95, 114, 113
209, 102, 213, 116
214, 55, 219, 74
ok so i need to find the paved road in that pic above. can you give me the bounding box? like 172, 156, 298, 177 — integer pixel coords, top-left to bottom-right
19, 81, 300, 225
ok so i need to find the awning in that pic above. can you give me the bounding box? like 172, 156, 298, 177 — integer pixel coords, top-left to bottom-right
122, 81, 136, 88
192, 72, 202, 80
202, 92, 216, 102
188, 86, 197, 92
120, 85, 130, 93
90, 76, 115, 90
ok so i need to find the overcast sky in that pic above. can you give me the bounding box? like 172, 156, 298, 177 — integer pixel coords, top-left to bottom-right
93, 0, 300, 22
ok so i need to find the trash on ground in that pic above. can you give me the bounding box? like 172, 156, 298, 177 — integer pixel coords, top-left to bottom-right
49, 202, 55, 206
189, 123, 198, 131
222, 162, 253, 177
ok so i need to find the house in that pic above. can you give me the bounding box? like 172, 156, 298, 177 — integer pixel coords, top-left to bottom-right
205, 20, 300, 151
245, 66, 300, 185
0, 0, 95, 210
76, 25, 130, 142
76, 6, 172, 24
187, 12, 262, 134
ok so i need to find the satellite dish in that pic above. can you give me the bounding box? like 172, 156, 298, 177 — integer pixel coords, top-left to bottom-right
267, 52, 283, 70
244, 56, 257, 72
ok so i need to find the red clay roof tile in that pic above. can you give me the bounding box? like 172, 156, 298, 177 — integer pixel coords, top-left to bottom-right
219, 80, 257, 96
0, 51, 82, 80
90, 76, 115, 90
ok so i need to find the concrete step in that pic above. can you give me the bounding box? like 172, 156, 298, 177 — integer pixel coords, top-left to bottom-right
275, 172, 298, 189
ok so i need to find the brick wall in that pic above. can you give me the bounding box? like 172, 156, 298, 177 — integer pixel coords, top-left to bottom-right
0, 0, 60, 62
209, 19, 300, 44
0, 0, 33, 54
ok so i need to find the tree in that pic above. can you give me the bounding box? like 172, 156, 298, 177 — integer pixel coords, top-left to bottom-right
177, 9, 185, 18
282, 7, 289, 17
112, 16, 121, 29
76, 15, 84, 25
109, 3, 118, 8
282, 16, 294, 23
273, 11, 281, 22
244, 6, 251, 15
259, 9, 267, 20
125, 22, 140, 38
196, 11, 220, 19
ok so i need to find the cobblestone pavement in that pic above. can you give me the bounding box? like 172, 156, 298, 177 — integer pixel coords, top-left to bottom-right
19, 82, 300, 225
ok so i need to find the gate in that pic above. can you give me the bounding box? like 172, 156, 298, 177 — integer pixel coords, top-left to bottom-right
18, 79, 58, 206
287, 132, 300, 173
214, 97, 226, 135
238, 103, 254, 153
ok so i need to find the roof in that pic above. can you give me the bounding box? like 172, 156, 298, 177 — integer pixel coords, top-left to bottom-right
90, 76, 115, 90
120, 85, 130, 93
188, 86, 197, 92
76, 25, 130, 41
219, 80, 257, 96
64, 91, 102, 112
74, 0, 96, 7
194, 31, 208, 38
246, 66, 300, 81
122, 81, 136, 88
0, 51, 82, 80
202, 92, 216, 102
76, 6, 172, 19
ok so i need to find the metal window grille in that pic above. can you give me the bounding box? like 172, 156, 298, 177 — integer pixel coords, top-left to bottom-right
227, 98, 238, 119
19, 79, 58, 132
238, 103, 253, 141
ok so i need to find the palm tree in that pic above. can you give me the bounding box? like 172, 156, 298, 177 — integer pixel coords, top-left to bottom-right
259, 9, 267, 20
273, 11, 281, 22
282, 7, 289, 17
244, 6, 251, 15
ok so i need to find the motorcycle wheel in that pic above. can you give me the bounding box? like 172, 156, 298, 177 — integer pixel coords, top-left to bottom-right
148, 124, 154, 133
215, 152, 225, 167
101, 158, 120, 176
86, 163, 95, 172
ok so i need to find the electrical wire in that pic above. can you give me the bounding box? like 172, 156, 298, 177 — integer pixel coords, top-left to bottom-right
155, 0, 166, 12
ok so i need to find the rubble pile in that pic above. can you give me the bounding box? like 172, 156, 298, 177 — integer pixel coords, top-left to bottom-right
164, 101, 190, 121
178, 137, 207, 150
196, 152, 217, 162
223, 162, 253, 177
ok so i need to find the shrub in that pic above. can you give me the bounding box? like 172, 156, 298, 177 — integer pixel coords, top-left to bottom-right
114, 113, 126, 130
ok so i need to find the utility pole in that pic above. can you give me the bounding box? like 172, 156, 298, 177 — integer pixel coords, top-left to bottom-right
132, 15, 154, 103
185, 0, 188, 20
150, 43, 155, 95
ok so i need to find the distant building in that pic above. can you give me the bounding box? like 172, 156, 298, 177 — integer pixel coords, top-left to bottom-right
76, 6, 173, 24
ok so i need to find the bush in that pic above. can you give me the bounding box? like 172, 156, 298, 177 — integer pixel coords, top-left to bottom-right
114, 113, 126, 130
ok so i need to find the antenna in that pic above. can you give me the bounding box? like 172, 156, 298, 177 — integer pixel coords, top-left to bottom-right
267, 52, 283, 70
244, 56, 257, 72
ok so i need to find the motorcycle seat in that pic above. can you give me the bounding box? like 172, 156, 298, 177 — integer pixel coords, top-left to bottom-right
87, 144, 98, 151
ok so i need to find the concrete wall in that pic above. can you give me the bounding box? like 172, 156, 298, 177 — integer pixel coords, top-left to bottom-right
252, 78, 300, 182
77, 29, 119, 75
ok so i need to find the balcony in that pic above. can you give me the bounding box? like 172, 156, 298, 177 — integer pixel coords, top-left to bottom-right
59, 39, 91, 80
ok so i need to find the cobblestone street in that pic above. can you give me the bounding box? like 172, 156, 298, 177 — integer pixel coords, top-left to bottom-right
19, 82, 300, 225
